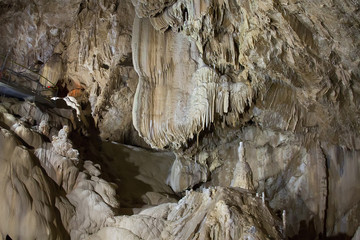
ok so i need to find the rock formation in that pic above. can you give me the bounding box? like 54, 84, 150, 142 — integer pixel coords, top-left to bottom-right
130, 0, 360, 237
89, 187, 282, 240
0, 0, 359, 239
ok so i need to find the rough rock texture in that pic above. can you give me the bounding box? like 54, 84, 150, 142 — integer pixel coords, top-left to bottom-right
130, 0, 360, 238
168, 154, 208, 192
0, 98, 177, 239
200, 127, 359, 237
0, 0, 81, 66
0, 127, 69, 240
58, 0, 141, 144
0, 98, 280, 240
0, 0, 142, 145
89, 187, 283, 240
1, 0, 360, 239
132, 0, 360, 149
0, 99, 118, 239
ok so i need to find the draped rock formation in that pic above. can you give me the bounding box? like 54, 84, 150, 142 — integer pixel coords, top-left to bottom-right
0, 0, 359, 239
131, 0, 360, 237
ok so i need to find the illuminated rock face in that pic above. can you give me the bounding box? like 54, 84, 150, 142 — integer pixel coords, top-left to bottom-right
0, 127, 69, 240
132, 0, 360, 150
1, 0, 141, 145
0, 99, 281, 240
130, 0, 360, 237
89, 187, 283, 240
0, 99, 118, 239
0, 0, 360, 239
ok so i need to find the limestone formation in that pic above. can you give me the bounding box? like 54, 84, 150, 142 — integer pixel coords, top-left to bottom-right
0, 0, 359, 239
89, 187, 283, 240
168, 154, 208, 192
130, 0, 360, 237
0, 128, 69, 240
230, 142, 254, 190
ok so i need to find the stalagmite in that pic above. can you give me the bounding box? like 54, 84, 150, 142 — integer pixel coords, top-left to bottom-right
283, 210, 287, 236
262, 192, 265, 205
0, 0, 359, 239
230, 142, 254, 190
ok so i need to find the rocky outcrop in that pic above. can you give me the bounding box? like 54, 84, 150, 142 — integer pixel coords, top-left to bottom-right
0, 99, 118, 239
0, 0, 81, 66
0, 0, 359, 239
0, 98, 283, 239
0, 0, 141, 145
0, 98, 177, 239
131, 0, 360, 238
89, 187, 283, 240
132, 0, 360, 149
56, 0, 142, 145
0, 127, 69, 240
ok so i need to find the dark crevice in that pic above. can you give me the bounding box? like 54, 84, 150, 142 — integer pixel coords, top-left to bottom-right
182, 7, 188, 22
290, 219, 317, 240
323, 234, 352, 240
100, 63, 109, 70
182, 123, 215, 151
78, 1, 86, 15
113, 0, 119, 12
320, 145, 330, 238
67, 113, 142, 211
118, 53, 133, 67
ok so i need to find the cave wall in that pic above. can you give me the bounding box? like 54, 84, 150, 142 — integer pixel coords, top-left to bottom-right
131, 0, 360, 237
0, 0, 144, 145
131, 0, 360, 149
0, 0, 81, 66
0, 0, 359, 239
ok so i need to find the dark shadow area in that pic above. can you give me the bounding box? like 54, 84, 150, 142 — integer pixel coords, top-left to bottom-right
289, 219, 317, 240
53, 98, 74, 109
181, 123, 216, 152
101, 142, 154, 209
118, 53, 133, 67
291, 229, 352, 240
324, 234, 352, 240
69, 114, 158, 214
55, 80, 69, 98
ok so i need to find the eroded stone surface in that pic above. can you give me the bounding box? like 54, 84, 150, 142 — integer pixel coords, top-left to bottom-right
90, 187, 283, 240
0, 128, 69, 240
0, 98, 178, 239
0, 0, 359, 239
130, 0, 360, 237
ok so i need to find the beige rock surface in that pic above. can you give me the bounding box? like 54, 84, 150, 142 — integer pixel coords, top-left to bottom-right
1, 0, 141, 145
0, 125, 69, 239
130, 0, 360, 238
132, 0, 360, 149
0, 99, 119, 239
57, 0, 141, 145
0, 0, 81, 65
168, 154, 208, 192
0, 0, 360, 239
0, 98, 179, 239
90, 187, 283, 240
